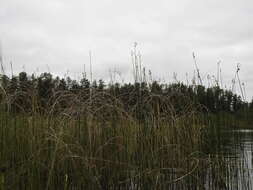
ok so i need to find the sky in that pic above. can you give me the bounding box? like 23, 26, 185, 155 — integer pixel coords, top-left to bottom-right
0, 0, 253, 100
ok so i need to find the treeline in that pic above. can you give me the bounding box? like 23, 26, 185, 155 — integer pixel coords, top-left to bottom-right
0, 72, 250, 117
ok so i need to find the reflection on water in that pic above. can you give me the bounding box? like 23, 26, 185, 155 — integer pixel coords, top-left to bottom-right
222, 129, 253, 158
210, 129, 253, 190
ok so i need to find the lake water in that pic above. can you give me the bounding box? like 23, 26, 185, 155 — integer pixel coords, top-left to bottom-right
206, 129, 253, 190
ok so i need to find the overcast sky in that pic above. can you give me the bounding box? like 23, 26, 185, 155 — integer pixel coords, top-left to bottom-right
1, 0, 253, 100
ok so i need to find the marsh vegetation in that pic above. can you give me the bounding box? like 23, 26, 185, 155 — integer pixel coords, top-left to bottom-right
0, 71, 253, 189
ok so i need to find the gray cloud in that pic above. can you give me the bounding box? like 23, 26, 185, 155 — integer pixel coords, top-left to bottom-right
1, 0, 253, 100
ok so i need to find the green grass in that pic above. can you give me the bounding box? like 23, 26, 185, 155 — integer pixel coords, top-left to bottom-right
0, 82, 251, 189
0, 89, 213, 189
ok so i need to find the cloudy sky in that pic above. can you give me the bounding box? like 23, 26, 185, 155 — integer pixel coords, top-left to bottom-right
0, 0, 253, 100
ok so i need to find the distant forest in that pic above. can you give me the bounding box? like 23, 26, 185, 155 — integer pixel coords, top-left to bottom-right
0, 72, 251, 119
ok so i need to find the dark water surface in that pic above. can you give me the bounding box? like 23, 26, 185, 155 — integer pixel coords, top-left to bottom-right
208, 129, 253, 189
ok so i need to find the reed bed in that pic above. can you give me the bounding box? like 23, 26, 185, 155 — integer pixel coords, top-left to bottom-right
0, 77, 252, 189
0, 86, 216, 189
